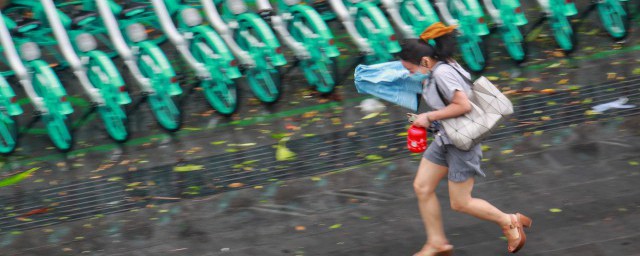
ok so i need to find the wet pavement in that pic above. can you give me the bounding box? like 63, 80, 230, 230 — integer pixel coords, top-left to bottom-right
0, 1, 640, 255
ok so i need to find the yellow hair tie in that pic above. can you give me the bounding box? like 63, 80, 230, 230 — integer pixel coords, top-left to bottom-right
419, 22, 457, 42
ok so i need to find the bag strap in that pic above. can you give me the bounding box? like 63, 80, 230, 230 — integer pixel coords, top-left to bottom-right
431, 63, 474, 106
445, 63, 474, 86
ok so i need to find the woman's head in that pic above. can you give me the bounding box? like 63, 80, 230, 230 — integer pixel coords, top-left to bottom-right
398, 22, 458, 72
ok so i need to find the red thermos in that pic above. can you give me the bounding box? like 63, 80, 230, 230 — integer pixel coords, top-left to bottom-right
407, 125, 428, 153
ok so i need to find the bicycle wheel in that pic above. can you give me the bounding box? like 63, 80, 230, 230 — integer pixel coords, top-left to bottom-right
597, 1, 629, 40
190, 38, 239, 115
44, 112, 73, 152
0, 113, 18, 154
302, 59, 335, 95
551, 15, 576, 52
86, 58, 129, 142
138, 54, 182, 132
501, 25, 527, 63
246, 67, 282, 104
459, 36, 486, 72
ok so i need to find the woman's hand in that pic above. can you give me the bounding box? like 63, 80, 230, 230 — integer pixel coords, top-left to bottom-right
413, 112, 432, 128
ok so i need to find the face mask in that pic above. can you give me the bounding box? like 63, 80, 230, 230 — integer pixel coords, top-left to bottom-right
408, 72, 429, 83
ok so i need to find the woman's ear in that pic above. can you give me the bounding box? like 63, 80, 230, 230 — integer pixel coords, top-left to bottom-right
420, 57, 429, 68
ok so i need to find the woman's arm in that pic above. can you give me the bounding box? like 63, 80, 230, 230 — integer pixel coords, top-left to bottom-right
413, 90, 471, 127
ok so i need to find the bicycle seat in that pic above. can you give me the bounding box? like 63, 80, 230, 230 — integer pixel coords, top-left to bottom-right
69, 10, 98, 28
312, 0, 331, 13
13, 17, 40, 34
258, 9, 275, 26
120, 2, 147, 18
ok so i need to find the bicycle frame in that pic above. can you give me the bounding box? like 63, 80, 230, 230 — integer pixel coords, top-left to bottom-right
0, 13, 74, 151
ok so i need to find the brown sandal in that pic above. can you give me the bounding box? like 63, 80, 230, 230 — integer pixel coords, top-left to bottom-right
502, 213, 532, 253
413, 243, 454, 256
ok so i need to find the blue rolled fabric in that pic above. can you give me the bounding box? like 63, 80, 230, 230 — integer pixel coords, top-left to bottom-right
354, 61, 425, 112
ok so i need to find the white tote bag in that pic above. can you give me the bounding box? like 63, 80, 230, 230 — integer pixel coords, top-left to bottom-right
434, 65, 514, 151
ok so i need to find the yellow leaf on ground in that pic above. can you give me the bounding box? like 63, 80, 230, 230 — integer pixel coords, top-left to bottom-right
362, 112, 380, 119
173, 165, 205, 172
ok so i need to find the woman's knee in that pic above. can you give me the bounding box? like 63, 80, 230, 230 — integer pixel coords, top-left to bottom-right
450, 197, 471, 212
413, 181, 436, 197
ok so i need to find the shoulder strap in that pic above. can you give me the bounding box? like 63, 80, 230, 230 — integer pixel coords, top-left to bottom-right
430, 69, 449, 106
445, 63, 474, 86
432, 63, 474, 106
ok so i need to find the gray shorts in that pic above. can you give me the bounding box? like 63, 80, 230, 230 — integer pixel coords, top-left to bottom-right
423, 138, 486, 183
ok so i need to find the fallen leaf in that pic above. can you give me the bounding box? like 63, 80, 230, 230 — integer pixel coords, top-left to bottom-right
276, 138, 296, 161
362, 112, 380, 119
0, 168, 40, 187
228, 183, 244, 188
501, 149, 514, 155
557, 79, 569, 85
22, 208, 50, 217
365, 155, 383, 161
540, 89, 556, 94
173, 165, 205, 172
549, 208, 563, 213
295, 226, 306, 231
629, 161, 639, 166
329, 224, 342, 229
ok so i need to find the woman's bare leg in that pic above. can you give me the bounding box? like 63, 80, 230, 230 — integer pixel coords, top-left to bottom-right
413, 158, 450, 247
448, 178, 514, 231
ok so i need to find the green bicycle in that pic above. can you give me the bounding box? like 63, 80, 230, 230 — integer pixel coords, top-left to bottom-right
483, 0, 528, 63
579, 0, 630, 40
201, 0, 286, 104
435, 0, 490, 72
149, 0, 242, 115
326, 0, 401, 64
0, 74, 22, 154
10, 0, 132, 142
87, 0, 183, 131
256, 0, 340, 95
0, 13, 74, 151
531, 0, 578, 53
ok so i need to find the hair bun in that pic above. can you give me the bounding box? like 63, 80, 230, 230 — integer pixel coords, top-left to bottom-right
419, 22, 457, 42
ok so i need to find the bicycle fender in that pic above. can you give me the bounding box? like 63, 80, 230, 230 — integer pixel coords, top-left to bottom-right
236, 13, 287, 66
29, 60, 74, 115
137, 41, 182, 96
85, 50, 131, 105
404, 0, 441, 32
191, 25, 242, 79
356, 2, 401, 53
289, 4, 340, 57
0, 76, 23, 116
462, 0, 485, 19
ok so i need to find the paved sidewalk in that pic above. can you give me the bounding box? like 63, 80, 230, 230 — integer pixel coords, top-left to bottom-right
3, 115, 639, 256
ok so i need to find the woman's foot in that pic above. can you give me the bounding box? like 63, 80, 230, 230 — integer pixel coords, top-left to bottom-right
502, 213, 532, 253
413, 243, 454, 256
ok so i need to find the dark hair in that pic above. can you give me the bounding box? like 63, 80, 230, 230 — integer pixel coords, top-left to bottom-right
397, 39, 434, 65
398, 32, 458, 64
